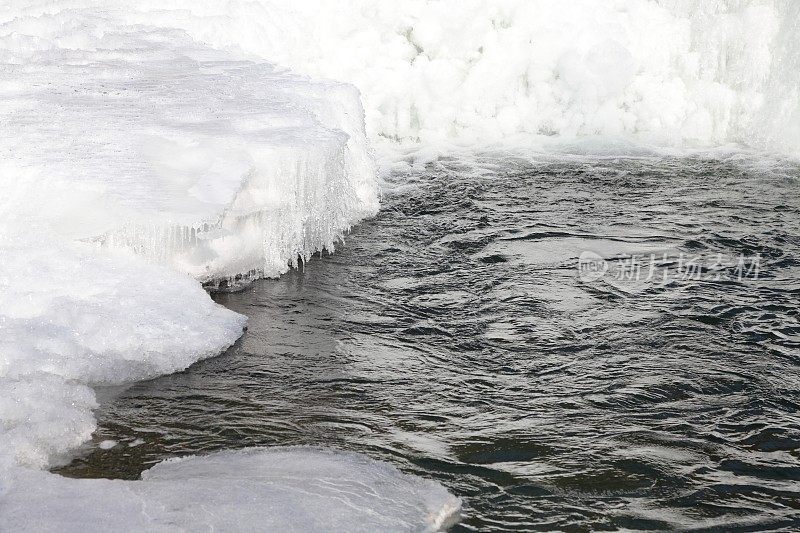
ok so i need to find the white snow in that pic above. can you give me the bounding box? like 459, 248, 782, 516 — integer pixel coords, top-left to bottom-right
0, 3, 447, 531
0, 231, 248, 470
2, 0, 798, 530
108, 0, 800, 156
0, 4, 378, 283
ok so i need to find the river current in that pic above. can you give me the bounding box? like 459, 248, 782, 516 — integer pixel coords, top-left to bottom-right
59, 151, 800, 531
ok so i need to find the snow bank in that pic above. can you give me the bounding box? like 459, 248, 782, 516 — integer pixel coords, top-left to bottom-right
1, 4, 453, 532
1, 1, 378, 466
1, 4, 378, 283
0, 231, 246, 469
1, 448, 461, 532
113, 0, 800, 156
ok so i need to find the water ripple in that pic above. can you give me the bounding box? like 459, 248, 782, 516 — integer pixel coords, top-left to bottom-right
59, 153, 800, 531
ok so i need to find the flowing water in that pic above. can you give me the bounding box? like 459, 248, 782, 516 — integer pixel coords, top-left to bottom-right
59, 152, 800, 531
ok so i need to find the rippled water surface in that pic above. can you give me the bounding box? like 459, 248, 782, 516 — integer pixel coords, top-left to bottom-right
60, 153, 800, 531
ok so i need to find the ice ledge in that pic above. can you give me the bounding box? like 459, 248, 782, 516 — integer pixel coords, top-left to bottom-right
1, 3, 380, 470
1, 5, 379, 282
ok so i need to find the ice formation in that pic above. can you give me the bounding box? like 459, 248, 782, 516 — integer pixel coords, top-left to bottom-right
2, 0, 798, 530
0, 4, 378, 282
0, 0, 378, 458
0, 231, 247, 469
0, 3, 449, 532
2, 448, 461, 532
111, 0, 800, 155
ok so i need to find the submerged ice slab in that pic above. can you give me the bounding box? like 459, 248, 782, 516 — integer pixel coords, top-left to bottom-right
1, 447, 461, 532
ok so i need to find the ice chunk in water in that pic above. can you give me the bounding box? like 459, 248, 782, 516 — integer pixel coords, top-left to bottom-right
1, 448, 461, 533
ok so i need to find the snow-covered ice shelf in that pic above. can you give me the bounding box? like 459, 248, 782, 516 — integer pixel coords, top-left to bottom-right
0, 4, 455, 533
117, 0, 800, 154
0, 4, 378, 282
0, 1, 378, 464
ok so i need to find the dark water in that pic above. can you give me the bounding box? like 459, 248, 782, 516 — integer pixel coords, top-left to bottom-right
60, 153, 800, 531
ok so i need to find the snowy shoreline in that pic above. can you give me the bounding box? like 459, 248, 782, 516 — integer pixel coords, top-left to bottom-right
2, 1, 798, 530
0, 2, 378, 469
0, 5, 459, 532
